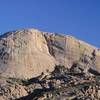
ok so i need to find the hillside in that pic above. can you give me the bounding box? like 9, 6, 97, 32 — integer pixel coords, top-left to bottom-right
0, 29, 100, 79
0, 29, 100, 100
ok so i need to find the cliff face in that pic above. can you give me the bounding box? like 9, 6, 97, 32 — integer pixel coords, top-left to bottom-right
0, 29, 100, 79
1, 29, 100, 100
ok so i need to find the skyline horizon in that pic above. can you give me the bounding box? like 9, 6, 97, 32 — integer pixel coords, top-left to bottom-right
0, 0, 100, 48
0, 27, 99, 49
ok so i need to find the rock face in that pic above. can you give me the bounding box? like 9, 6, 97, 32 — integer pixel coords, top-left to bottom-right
0, 28, 100, 79
0, 28, 100, 100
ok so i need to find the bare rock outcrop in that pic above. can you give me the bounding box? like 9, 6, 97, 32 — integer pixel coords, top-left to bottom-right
0, 29, 56, 79
0, 28, 100, 99
0, 28, 100, 79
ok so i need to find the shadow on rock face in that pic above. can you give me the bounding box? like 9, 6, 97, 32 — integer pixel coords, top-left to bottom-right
88, 68, 100, 76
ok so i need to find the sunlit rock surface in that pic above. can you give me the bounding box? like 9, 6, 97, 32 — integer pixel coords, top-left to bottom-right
0, 29, 100, 79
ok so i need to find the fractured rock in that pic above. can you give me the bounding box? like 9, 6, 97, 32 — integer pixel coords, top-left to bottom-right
0, 28, 100, 79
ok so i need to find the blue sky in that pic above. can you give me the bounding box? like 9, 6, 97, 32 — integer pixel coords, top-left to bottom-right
0, 0, 100, 47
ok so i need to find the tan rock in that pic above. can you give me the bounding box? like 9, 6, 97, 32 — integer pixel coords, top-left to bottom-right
0, 28, 100, 79
0, 96, 5, 100
97, 90, 100, 99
